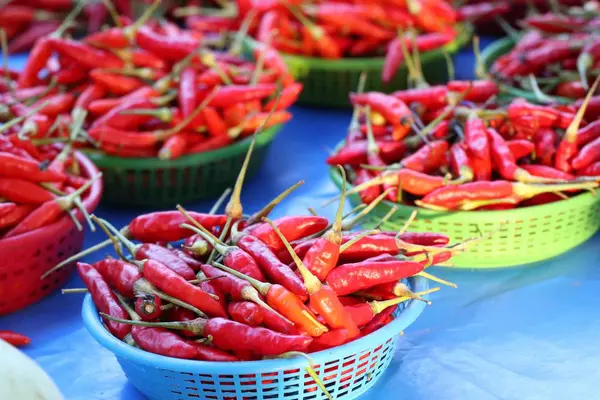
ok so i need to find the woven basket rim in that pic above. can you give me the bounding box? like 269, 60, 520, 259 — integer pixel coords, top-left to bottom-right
82, 276, 428, 372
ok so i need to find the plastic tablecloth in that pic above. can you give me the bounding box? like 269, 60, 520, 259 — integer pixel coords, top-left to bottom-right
2, 39, 600, 400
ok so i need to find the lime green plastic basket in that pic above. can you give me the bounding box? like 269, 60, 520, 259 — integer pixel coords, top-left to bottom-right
330, 167, 600, 268
243, 25, 473, 108
86, 125, 281, 208
481, 37, 572, 105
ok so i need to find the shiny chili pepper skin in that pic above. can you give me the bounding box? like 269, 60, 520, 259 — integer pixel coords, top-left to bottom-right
360, 305, 397, 336
520, 165, 574, 181
249, 216, 329, 253
135, 244, 196, 281
350, 92, 413, 139
261, 305, 299, 335
189, 341, 239, 362
0, 178, 54, 205
203, 318, 312, 356
0, 331, 31, 347
200, 263, 256, 303
143, 259, 227, 318
227, 301, 264, 327
0, 205, 34, 230
572, 137, 600, 170
92, 259, 142, 298
128, 211, 228, 243
131, 326, 199, 359
77, 262, 131, 340
50, 38, 125, 69
308, 284, 360, 338
135, 294, 163, 321
326, 260, 425, 296
392, 86, 448, 110
237, 235, 307, 297
265, 283, 326, 337
0, 153, 66, 182
578, 161, 600, 176
308, 329, 350, 352
326, 140, 408, 166
577, 121, 600, 147
402, 140, 449, 173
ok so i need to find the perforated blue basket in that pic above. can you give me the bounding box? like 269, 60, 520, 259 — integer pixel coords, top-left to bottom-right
82, 277, 428, 400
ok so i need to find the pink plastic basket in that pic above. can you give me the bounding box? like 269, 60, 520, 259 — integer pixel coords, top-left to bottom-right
0, 152, 103, 315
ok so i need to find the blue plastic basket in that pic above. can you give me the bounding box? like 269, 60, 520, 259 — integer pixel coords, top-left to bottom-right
82, 277, 429, 400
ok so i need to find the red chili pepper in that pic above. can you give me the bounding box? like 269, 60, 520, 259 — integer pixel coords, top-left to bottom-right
520, 164, 574, 181
135, 26, 199, 61
165, 307, 197, 337
6, 178, 94, 237
189, 341, 239, 362
383, 32, 455, 82
360, 304, 397, 336
447, 80, 498, 103
504, 139, 533, 161
326, 139, 412, 166
228, 301, 264, 327
236, 234, 307, 297
7, 21, 61, 54
0, 205, 34, 230
350, 92, 413, 139
0, 178, 54, 205
577, 120, 600, 147
143, 259, 227, 318
308, 328, 350, 352
264, 83, 303, 112
50, 38, 125, 69
0, 331, 31, 347
449, 143, 474, 183
131, 326, 199, 359
89, 70, 143, 96
249, 216, 329, 253
402, 139, 449, 173
0, 152, 66, 182
417, 180, 596, 210
392, 86, 448, 110
93, 258, 142, 298
77, 262, 131, 340
135, 294, 163, 321
128, 211, 227, 243
556, 79, 599, 172
578, 161, 600, 176
326, 258, 424, 296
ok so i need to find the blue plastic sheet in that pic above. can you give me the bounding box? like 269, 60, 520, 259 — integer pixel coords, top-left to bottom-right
2, 40, 600, 400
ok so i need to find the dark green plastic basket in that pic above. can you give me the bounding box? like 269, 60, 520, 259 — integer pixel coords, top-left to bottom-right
242, 25, 473, 108
330, 166, 600, 268
481, 37, 572, 105
85, 125, 281, 208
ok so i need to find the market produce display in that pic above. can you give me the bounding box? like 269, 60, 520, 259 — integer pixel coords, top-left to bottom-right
241, 0, 460, 83
329, 69, 600, 211
3, 0, 600, 399
486, 2, 600, 101
59, 143, 463, 360
11, 5, 299, 160
2, 0, 141, 53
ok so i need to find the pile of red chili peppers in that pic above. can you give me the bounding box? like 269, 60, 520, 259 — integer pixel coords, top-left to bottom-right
236, 0, 460, 82
53, 140, 462, 379
0, 136, 98, 238
4, 2, 300, 160
489, 2, 600, 101
329, 64, 600, 210
1, 0, 143, 53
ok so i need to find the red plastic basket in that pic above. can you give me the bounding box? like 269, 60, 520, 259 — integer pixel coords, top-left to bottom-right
0, 152, 103, 315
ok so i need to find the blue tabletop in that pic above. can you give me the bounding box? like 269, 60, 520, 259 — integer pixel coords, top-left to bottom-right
2, 40, 599, 400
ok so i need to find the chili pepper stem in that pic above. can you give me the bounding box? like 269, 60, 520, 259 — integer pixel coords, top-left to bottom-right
90, 215, 128, 260
416, 271, 457, 288
565, 76, 600, 142
95, 216, 138, 256
177, 207, 224, 244
124, 0, 161, 41
246, 180, 304, 226
134, 278, 207, 317
40, 228, 128, 279
225, 135, 257, 219
262, 218, 322, 295
342, 189, 391, 230
238, 283, 294, 325
268, 352, 333, 400
229, 9, 258, 56
207, 216, 232, 264
115, 292, 141, 322
373, 206, 399, 230
209, 187, 232, 215
397, 210, 417, 236
62, 288, 88, 294
395, 284, 439, 303
100, 312, 206, 335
